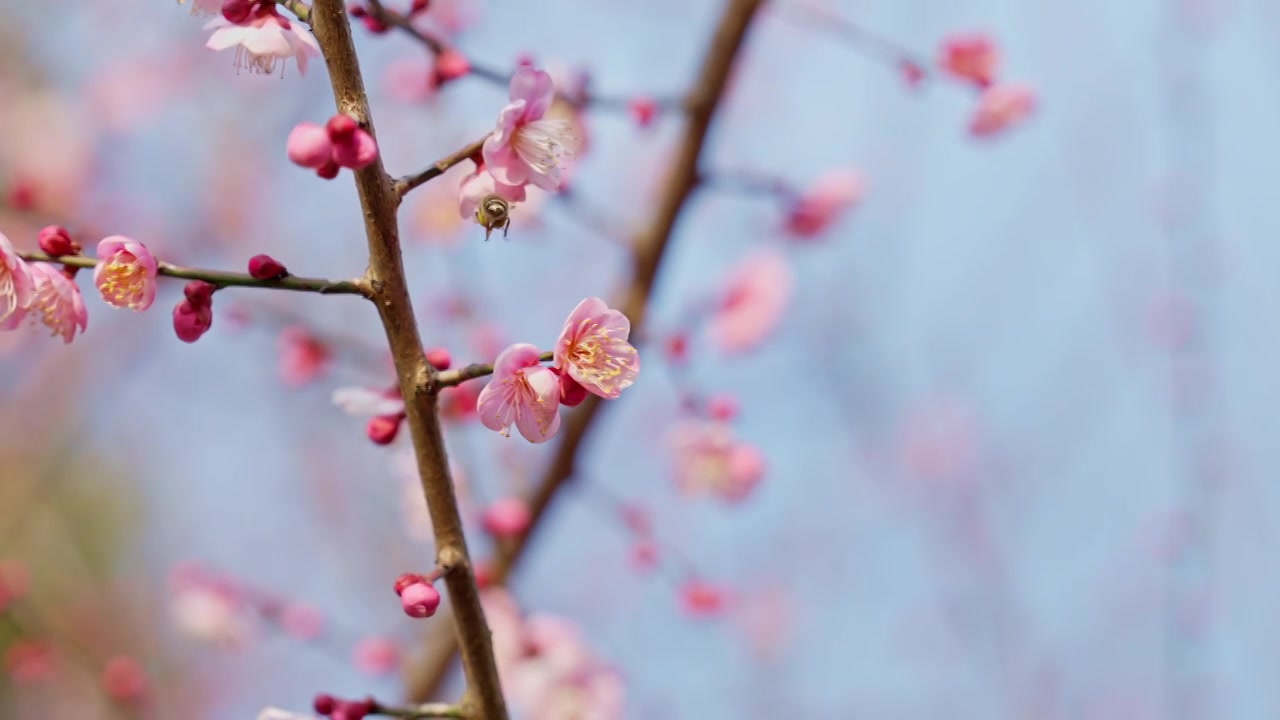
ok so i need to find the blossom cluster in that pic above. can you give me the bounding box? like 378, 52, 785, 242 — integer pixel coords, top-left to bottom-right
938, 33, 1036, 137
197, 0, 321, 76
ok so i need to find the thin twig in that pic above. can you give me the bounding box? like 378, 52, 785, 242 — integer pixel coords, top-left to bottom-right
404, 0, 767, 701
771, 0, 933, 79
308, 1, 509, 717
370, 699, 467, 719
393, 136, 487, 201
433, 351, 553, 390
18, 251, 369, 296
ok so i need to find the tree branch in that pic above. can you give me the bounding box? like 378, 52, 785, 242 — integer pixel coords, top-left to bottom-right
18, 251, 368, 296
308, 1, 508, 718
393, 136, 487, 202
370, 700, 466, 719
403, 0, 767, 701
433, 351, 553, 391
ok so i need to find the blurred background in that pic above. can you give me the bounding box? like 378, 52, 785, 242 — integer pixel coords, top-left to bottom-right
3, 0, 1279, 718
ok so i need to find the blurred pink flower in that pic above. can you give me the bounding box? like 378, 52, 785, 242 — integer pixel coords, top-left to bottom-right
169, 569, 252, 648
4, 641, 53, 684
940, 33, 999, 87
458, 162, 527, 219
352, 637, 400, 676
204, 6, 321, 76
385, 57, 439, 104
680, 579, 731, 618
483, 67, 577, 191
0, 232, 35, 325
94, 236, 158, 312
482, 496, 532, 538
554, 297, 639, 400
279, 603, 325, 641
101, 655, 148, 702
331, 385, 405, 417
784, 169, 864, 239
708, 248, 794, 354
476, 343, 562, 443
670, 419, 765, 503
278, 326, 331, 387
969, 84, 1036, 138
14, 264, 88, 344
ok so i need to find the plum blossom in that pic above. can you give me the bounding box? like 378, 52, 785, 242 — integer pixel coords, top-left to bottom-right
708, 248, 794, 354
670, 419, 765, 502
969, 84, 1036, 138
940, 33, 999, 87
483, 67, 577, 191
8, 263, 89, 344
784, 169, 864, 239
0, 233, 34, 325
204, 5, 321, 76
458, 162, 527, 220
553, 298, 639, 400
94, 236, 158, 311
476, 343, 562, 443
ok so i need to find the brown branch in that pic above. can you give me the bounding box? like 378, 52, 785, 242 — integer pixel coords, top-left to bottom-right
403, 0, 767, 701
393, 136, 487, 201
433, 351, 553, 390
18, 251, 369, 296
308, 1, 508, 718
370, 699, 466, 719
771, 0, 934, 81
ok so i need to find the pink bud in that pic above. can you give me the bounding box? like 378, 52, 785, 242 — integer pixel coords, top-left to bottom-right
680, 580, 730, 618
173, 300, 213, 343
900, 60, 926, 88
4, 641, 53, 684
362, 16, 389, 33
400, 582, 441, 618
100, 655, 147, 702
367, 414, 403, 445
410, 0, 430, 13
473, 560, 493, 588
280, 603, 325, 640
619, 503, 651, 535
393, 573, 424, 596
347, 3, 367, 17
183, 280, 217, 308
352, 637, 400, 676
37, 225, 79, 256
425, 347, 452, 370
665, 333, 689, 365
326, 114, 358, 141
706, 393, 739, 421
7, 182, 35, 211
332, 129, 380, 170
434, 50, 471, 83
247, 254, 288, 280
482, 496, 531, 538
316, 160, 341, 180
287, 122, 334, 169
629, 540, 658, 572
628, 97, 658, 128
557, 370, 588, 407
314, 695, 337, 714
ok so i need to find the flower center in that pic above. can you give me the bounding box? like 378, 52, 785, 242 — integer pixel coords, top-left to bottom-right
0, 269, 17, 319
100, 253, 148, 309
568, 322, 635, 392
512, 119, 575, 177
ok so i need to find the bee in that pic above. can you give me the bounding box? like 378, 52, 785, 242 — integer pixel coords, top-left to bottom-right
475, 195, 512, 241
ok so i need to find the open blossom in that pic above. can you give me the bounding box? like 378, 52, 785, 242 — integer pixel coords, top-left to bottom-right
0, 233, 35, 325
458, 162, 527, 219
670, 419, 765, 502
483, 67, 577, 191
784, 168, 864, 238
940, 33, 999, 87
709, 248, 794, 354
476, 343, 561, 443
94, 236, 158, 311
204, 5, 321, 76
9, 263, 89, 344
553, 298, 639, 400
969, 84, 1036, 138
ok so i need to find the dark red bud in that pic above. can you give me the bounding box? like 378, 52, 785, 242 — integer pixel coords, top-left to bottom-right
425, 347, 452, 371
361, 16, 389, 33
173, 300, 214, 343
183, 280, 217, 307
366, 414, 404, 445
393, 573, 424, 596
409, 0, 430, 13
313, 694, 337, 715
316, 160, 341, 180
557, 370, 588, 407
347, 2, 367, 17
37, 225, 78, 256
326, 114, 358, 141
247, 254, 288, 280
221, 0, 253, 23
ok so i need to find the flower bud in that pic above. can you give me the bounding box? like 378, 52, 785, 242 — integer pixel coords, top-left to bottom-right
628, 97, 658, 128
326, 114, 358, 141
248, 254, 288, 280
366, 414, 403, 445
557, 370, 588, 407
313, 694, 337, 714
173, 300, 213, 343
434, 50, 471, 84
37, 226, 79, 256
287, 122, 334, 169
425, 347, 452, 371
183, 280, 217, 308
393, 573, 424, 596
221, 0, 252, 24
316, 160, 341, 180
400, 582, 441, 618
481, 496, 531, 538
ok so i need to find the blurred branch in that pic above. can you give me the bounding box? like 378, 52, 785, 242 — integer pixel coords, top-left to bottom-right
433, 351, 553, 390
698, 169, 797, 199
18, 252, 369, 297
370, 699, 465, 719
362, 0, 683, 112
772, 0, 933, 81
404, 0, 767, 701
308, 1, 508, 717
393, 136, 486, 202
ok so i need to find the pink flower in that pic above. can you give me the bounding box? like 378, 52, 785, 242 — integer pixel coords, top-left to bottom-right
553, 298, 639, 400
940, 33, 999, 87
709, 248, 794, 354
14, 264, 89, 344
784, 169, 864, 239
170, 577, 251, 647
482, 67, 577, 191
0, 233, 35, 326
204, 5, 321, 76
352, 637, 400, 676
278, 326, 331, 387
331, 385, 405, 417
458, 163, 527, 220
476, 343, 562, 443
286, 123, 333, 168
969, 84, 1036, 138
670, 420, 765, 503
94, 236, 158, 311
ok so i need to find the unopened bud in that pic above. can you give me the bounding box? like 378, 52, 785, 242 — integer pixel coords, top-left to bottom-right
248, 254, 288, 280
366, 414, 404, 445
37, 225, 79, 256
